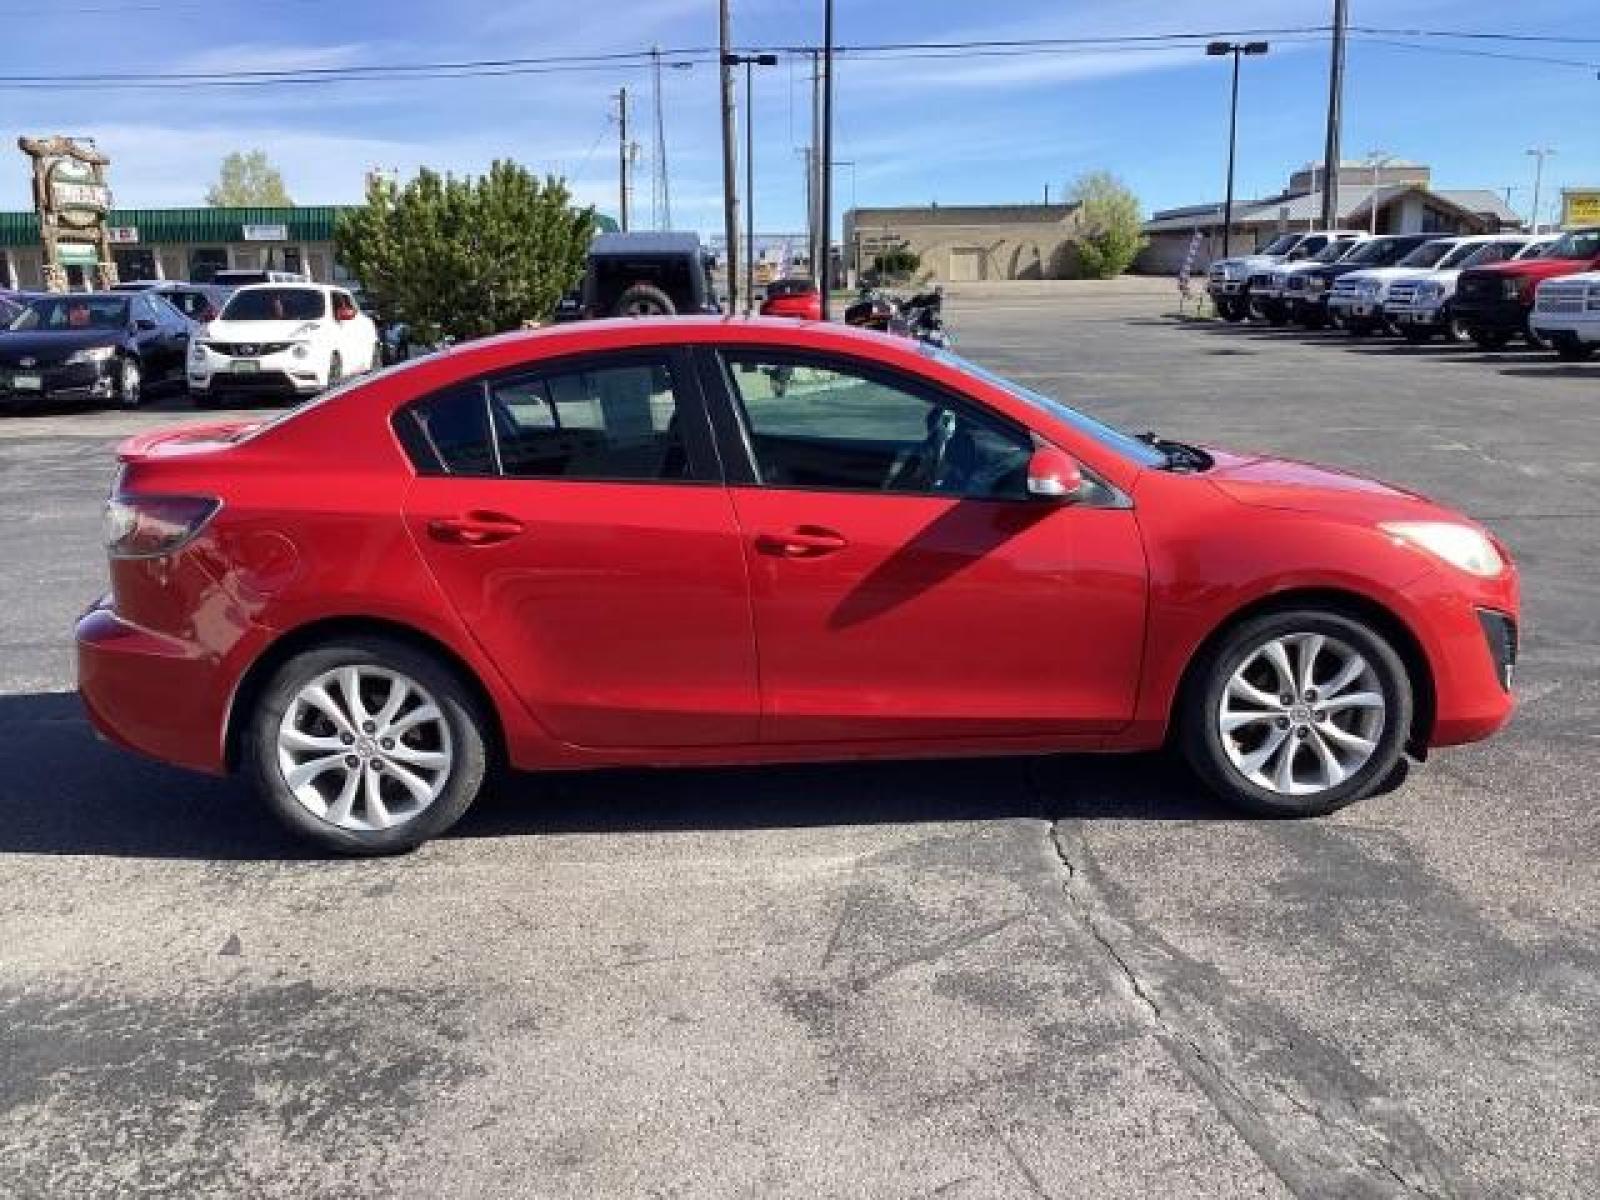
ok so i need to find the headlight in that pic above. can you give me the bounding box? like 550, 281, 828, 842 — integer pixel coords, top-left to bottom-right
1358, 280, 1380, 297
66, 345, 116, 366
190, 341, 207, 361
1417, 282, 1444, 302
1307, 276, 1327, 293
291, 342, 311, 359
1381, 521, 1505, 577
1586, 286, 1600, 311
1503, 279, 1523, 301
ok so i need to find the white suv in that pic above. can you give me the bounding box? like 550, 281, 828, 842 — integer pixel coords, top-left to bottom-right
189, 284, 379, 406
1384, 235, 1552, 343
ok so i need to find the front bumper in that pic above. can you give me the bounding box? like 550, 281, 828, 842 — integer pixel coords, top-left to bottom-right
1399, 564, 1521, 748
1388, 302, 1448, 328
1451, 297, 1528, 336
189, 347, 326, 396
1527, 310, 1600, 344
1327, 293, 1383, 320
0, 360, 116, 409
1207, 280, 1247, 298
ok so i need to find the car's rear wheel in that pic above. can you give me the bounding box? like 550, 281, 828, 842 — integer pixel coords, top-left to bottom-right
248, 637, 489, 854
1182, 610, 1412, 818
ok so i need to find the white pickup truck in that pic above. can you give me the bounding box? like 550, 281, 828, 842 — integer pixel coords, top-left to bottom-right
1325, 236, 1464, 336
1252, 233, 1367, 325
1383, 235, 1552, 343
1530, 270, 1600, 360
1206, 231, 1351, 323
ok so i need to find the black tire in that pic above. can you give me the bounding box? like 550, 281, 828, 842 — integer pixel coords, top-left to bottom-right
247, 636, 490, 855
1300, 310, 1328, 331
326, 351, 343, 389
1181, 609, 1413, 818
1554, 340, 1595, 362
116, 357, 143, 408
1345, 318, 1375, 337
1401, 325, 1433, 344
1217, 299, 1246, 323
1472, 329, 1510, 351
612, 283, 677, 318
190, 388, 216, 410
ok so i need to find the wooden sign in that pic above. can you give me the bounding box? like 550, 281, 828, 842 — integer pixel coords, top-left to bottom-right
18, 135, 118, 292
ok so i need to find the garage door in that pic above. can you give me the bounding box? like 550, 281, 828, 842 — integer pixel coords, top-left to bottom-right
948, 247, 983, 282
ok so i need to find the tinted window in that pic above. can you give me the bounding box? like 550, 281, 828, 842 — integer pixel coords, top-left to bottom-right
222, 288, 327, 321
722, 353, 1032, 499
405, 384, 496, 475
489, 359, 689, 481
1397, 241, 1458, 269
160, 289, 208, 319
1548, 228, 1600, 260
14, 295, 129, 330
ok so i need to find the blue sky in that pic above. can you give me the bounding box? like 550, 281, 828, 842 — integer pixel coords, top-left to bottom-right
4, 0, 1595, 233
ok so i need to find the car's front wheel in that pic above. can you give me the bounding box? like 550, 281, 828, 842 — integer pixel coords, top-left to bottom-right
247, 636, 489, 854
1182, 610, 1412, 817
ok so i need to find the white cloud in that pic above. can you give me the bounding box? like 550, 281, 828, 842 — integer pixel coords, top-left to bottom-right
168, 42, 378, 76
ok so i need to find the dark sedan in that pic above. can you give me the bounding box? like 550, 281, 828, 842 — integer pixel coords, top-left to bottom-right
0, 292, 192, 411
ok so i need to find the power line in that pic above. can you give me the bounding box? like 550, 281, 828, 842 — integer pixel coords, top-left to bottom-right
1351, 26, 1600, 45
1350, 36, 1600, 71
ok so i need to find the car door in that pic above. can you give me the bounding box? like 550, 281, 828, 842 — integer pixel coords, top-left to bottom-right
702, 347, 1148, 744
401, 346, 759, 748
152, 295, 192, 378
128, 296, 173, 378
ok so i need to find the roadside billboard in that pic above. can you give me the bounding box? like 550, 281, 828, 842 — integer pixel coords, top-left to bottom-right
18, 135, 117, 291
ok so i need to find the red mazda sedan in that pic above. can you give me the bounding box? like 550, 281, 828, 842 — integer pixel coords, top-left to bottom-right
77, 318, 1518, 853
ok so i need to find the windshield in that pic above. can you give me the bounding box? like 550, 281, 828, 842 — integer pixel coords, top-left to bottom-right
1397, 240, 1456, 269
1340, 238, 1399, 265
1515, 240, 1552, 260
1433, 242, 1483, 270
1310, 240, 1350, 263
1258, 234, 1300, 256
221, 287, 326, 322
1547, 228, 1600, 261
934, 349, 1167, 469
12, 295, 129, 331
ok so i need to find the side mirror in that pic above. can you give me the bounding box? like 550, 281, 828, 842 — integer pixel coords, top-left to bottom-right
1026, 445, 1083, 501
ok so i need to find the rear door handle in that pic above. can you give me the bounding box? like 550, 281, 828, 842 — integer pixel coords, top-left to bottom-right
427, 511, 525, 546
754, 526, 848, 558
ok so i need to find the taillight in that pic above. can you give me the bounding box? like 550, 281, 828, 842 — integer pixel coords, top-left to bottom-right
104, 494, 220, 559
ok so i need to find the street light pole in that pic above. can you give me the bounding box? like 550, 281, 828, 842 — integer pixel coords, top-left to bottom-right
1527, 146, 1556, 233
718, 0, 740, 314
1365, 150, 1393, 234
1207, 41, 1269, 259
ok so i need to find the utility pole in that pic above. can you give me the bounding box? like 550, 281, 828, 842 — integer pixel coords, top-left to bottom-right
809, 50, 822, 281
819, 0, 835, 318
1319, 0, 1347, 231
745, 59, 755, 313
650, 49, 666, 229
1527, 146, 1556, 233
718, 0, 740, 314
616, 88, 631, 231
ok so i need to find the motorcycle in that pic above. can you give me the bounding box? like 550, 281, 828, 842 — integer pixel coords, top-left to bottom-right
843, 283, 951, 348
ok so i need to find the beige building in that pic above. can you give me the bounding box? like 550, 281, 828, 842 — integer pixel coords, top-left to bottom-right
1139, 161, 1523, 274
843, 203, 1084, 282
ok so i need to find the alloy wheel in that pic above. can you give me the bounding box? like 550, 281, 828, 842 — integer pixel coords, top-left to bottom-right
119, 359, 141, 408
275, 665, 454, 832
1217, 632, 1386, 796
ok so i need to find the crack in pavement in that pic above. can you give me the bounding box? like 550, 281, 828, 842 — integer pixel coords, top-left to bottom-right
1042, 812, 1472, 1200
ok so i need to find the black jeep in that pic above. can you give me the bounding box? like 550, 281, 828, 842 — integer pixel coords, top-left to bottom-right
574, 232, 722, 319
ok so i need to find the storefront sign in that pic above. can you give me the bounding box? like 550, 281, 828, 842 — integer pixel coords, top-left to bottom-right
18, 135, 117, 290
107, 226, 140, 243
1561, 190, 1600, 228
242, 223, 289, 242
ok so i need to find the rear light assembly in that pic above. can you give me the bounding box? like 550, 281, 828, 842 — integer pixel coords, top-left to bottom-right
104, 493, 220, 559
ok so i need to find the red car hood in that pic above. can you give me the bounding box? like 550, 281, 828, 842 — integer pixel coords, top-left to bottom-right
1203, 448, 1434, 515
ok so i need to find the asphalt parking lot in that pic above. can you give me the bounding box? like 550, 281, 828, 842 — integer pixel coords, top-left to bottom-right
1, 283, 1596, 1198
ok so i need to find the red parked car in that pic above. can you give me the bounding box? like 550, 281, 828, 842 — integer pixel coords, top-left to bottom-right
78, 318, 1519, 854
759, 278, 823, 321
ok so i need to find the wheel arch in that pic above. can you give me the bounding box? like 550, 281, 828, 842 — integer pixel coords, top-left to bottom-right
224, 615, 508, 773
1169, 586, 1436, 756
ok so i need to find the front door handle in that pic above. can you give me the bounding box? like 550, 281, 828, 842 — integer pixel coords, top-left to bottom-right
754, 526, 848, 558
427, 511, 525, 546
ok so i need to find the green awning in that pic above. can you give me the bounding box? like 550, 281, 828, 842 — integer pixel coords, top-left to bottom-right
0, 206, 347, 248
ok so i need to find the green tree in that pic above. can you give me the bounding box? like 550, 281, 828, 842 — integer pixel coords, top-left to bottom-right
872, 247, 921, 277
334, 160, 595, 343
205, 150, 293, 207
1069, 171, 1146, 279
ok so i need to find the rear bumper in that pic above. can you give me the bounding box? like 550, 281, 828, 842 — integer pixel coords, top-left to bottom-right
76, 602, 232, 774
